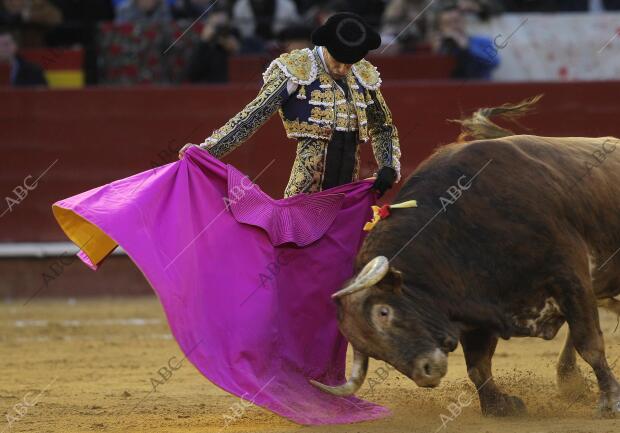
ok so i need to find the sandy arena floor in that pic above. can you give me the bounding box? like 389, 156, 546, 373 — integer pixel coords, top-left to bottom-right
2, 297, 620, 433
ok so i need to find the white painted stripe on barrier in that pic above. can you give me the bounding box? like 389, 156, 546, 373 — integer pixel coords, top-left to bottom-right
0, 242, 126, 258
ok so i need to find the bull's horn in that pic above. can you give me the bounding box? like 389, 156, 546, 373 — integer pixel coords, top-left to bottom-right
309, 349, 369, 396
331, 256, 389, 299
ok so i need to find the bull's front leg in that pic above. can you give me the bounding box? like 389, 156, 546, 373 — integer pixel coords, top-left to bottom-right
461, 330, 526, 416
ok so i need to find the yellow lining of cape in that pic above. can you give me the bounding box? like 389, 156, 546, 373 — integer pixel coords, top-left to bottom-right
52, 205, 117, 267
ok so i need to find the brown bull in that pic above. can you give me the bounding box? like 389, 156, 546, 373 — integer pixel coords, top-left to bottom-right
311, 96, 620, 416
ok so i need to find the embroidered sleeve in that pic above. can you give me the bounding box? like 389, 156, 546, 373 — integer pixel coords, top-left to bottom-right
200, 67, 290, 158
366, 87, 401, 182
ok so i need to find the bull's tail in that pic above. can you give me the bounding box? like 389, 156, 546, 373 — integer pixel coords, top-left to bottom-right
452, 94, 543, 142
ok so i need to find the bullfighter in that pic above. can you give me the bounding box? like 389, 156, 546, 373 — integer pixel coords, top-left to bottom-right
179, 12, 402, 198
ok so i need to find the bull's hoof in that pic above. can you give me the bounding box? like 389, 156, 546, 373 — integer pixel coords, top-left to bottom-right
598, 393, 620, 418
481, 393, 527, 417
557, 367, 589, 400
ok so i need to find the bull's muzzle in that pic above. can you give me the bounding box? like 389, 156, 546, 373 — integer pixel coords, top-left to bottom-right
411, 348, 448, 388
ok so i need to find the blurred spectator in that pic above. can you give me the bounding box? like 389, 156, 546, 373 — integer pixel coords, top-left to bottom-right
381, 0, 427, 53
291, 0, 318, 15
184, 10, 239, 83
457, 0, 503, 19
330, 0, 385, 29
311, 1, 339, 26
116, 0, 171, 23
232, 0, 301, 51
114, 0, 184, 8
0, 0, 62, 46
502, 0, 620, 11
381, 0, 502, 54
431, 1, 499, 79
171, 0, 232, 19
0, 26, 47, 86
277, 23, 312, 51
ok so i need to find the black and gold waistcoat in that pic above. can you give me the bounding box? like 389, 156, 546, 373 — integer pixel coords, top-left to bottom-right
201, 46, 401, 198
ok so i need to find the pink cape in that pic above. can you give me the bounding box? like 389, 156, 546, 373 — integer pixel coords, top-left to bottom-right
52, 146, 390, 425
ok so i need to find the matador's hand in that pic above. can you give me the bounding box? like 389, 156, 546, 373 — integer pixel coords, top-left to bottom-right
372, 167, 397, 198
178, 143, 199, 159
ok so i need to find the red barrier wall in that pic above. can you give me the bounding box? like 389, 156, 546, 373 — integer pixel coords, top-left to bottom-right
1, 80, 620, 242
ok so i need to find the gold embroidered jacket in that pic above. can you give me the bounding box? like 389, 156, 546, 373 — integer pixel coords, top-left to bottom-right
201, 46, 401, 197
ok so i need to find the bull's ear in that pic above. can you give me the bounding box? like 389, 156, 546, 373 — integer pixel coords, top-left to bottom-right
381, 267, 403, 294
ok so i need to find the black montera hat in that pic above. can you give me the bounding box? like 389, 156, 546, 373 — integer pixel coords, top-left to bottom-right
311, 12, 381, 64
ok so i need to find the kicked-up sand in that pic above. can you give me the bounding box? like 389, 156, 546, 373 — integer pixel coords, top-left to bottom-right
1, 297, 620, 433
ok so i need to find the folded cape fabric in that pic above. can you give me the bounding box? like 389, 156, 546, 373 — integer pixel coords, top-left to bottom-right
51, 146, 390, 425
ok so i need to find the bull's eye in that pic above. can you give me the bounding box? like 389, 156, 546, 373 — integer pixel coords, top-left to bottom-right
371, 304, 393, 329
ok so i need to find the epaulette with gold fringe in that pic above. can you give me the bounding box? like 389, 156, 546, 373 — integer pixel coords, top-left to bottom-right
262, 48, 318, 86
352, 59, 382, 91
